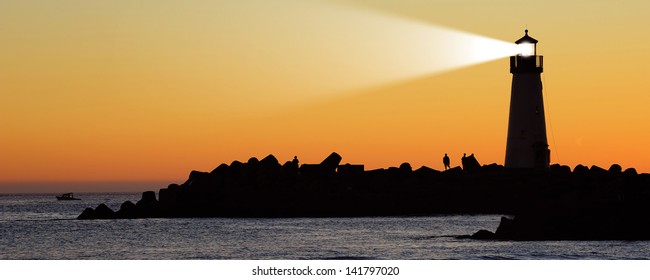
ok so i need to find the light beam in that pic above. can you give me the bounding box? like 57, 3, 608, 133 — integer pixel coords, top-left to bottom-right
202, 0, 520, 112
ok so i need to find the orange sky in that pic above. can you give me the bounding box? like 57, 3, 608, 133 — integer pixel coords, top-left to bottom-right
1, 0, 649, 192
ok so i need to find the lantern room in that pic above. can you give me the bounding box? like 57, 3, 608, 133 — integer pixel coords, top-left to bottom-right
510, 29, 543, 74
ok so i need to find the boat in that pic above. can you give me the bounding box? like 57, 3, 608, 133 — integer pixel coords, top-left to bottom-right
56, 193, 80, 201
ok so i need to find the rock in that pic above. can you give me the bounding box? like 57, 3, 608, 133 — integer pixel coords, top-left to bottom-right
573, 164, 589, 175
136, 191, 160, 217
256, 154, 282, 189
443, 166, 464, 177
589, 165, 610, 180
258, 154, 281, 175
185, 170, 212, 187
624, 168, 638, 176
399, 162, 412, 173
247, 157, 259, 166
609, 164, 622, 174
230, 160, 244, 169
550, 164, 571, 176
300, 152, 343, 178
299, 164, 323, 178
139, 191, 157, 205
260, 154, 279, 167
414, 166, 438, 173
494, 216, 516, 239
228, 160, 244, 178
94, 203, 116, 219
589, 165, 607, 173
337, 164, 364, 176
482, 163, 504, 174
77, 207, 96, 220
471, 229, 496, 240
159, 186, 178, 212
320, 152, 342, 172
76, 151, 650, 234
413, 166, 440, 179
282, 160, 300, 177
116, 201, 137, 218
210, 163, 229, 175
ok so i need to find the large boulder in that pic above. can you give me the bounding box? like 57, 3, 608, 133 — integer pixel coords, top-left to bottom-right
77, 207, 96, 220
185, 170, 212, 188
320, 152, 342, 172
260, 154, 279, 168
589, 165, 610, 180
136, 191, 160, 217
256, 154, 282, 189
210, 163, 229, 175
624, 168, 638, 176
608, 164, 622, 174
137, 191, 157, 206
443, 166, 464, 177
94, 203, 116, 219
573, 164, 589, 175
116, 201, 137, 218
159, 184, 180, 211
482, 163, 505, 174
399, 162, 412, 173
338, 164, 365, 177
550, 164, 572, 176
300, 152, 343, 178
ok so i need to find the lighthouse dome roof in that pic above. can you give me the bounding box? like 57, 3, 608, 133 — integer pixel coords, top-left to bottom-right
515, 29, 538, 44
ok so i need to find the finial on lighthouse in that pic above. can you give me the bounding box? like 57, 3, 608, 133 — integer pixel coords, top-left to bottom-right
525, 29, 528, 35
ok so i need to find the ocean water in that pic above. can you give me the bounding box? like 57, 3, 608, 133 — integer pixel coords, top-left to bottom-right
1, 193, 650, 260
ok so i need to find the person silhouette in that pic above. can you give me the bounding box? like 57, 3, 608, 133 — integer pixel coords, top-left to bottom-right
292, 156, 299, 167
443, 153, 450, 170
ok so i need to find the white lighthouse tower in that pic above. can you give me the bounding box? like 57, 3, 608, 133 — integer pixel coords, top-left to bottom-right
504, 30, 550, 169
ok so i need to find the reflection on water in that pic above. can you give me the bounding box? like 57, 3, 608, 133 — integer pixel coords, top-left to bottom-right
1, 194, 649, 259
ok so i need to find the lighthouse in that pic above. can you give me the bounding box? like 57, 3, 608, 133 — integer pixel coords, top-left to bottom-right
504, 30, 550, 169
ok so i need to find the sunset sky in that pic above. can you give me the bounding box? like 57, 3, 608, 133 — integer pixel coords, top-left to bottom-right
1, 0, 649, 192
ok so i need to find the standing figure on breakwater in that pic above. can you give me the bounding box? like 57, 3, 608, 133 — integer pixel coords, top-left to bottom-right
443, 153, 450, 170
461, 153, 468, 170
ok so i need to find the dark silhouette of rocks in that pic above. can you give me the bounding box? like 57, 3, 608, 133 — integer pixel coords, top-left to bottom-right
78, 203, 116, 220
79, 152, 519, 219
78, 152, 650, 240
116, 201, 137, 218
135, 191, 160, 218
470, 229, 497, 239
78, 207, 95, 220
609, 164, 622, 174
80, 193, 160, 219
470, 165, 650, 240
95, 203, 116, 218
624, 168, 638, 176
399, 162, 412, 172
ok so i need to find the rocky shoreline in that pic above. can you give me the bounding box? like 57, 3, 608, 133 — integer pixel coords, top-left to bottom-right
77, 152, 650, 240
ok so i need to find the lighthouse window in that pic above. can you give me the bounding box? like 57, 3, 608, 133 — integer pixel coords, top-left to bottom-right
518, 43, 535, 56
535, 106, 539, 114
